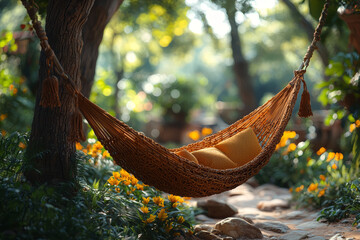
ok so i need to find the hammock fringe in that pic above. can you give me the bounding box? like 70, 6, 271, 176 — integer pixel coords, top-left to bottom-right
39, 76, 61, 108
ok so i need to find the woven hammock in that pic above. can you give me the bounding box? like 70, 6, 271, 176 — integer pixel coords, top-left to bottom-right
22, 0, 329, 197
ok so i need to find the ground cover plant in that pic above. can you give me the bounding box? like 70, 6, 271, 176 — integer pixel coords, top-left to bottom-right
0, 132, 197, 239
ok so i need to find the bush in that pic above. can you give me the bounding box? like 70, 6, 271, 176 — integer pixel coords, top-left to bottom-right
0, 133, 197, 239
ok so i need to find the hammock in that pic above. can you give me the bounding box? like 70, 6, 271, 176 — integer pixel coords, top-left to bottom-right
22, 0, 329, 197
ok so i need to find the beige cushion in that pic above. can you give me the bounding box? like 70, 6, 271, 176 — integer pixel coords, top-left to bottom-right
215, 127, 261, 166
192, 147, 237, 169
175, 149, 198, 164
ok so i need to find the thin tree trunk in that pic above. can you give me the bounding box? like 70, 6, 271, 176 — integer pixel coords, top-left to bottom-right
281, 0, 329, 67
80, 0, 123, 98
225, 5, 257, 115
25, 0, 95, 184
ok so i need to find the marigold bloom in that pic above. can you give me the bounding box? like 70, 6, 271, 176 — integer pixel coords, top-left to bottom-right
177, 216, 185, 224
201, 127, 213, 136
130, 176, 138, 185
289, 187, 293, 193
102, 150, 110, 158
307, 183, 318, 192
123, 179, 131, 186
165, 222, 173, 233
157, 208, 168, 221
140, 206, 149, 214
18, 142, 26, 149
0, 114, 7, 121
334, 152, 343, 161
113, 171, 121, 180
326, 152, 335, 162
136, 184, 144, 190
9, 84, 14, 91
295, 185, 304, 192
143, 214, 156, 224
120, 169, 130, 178
75, 142, 83, 150
142, 197, 150, 205
318, 189, 325, 197
172, 202, 179, 208
319, 175, 326, 181
108, 177, 120, 186
316, 147, 326, 155
332, 164, 337, 170
350, 123, 356, 132
188, 130, 200, 141
153, 196, 165, 207
115, 188, 120, 193
168, 194, 179, 203
1, 130, 6, 136
287, 143, 297, 152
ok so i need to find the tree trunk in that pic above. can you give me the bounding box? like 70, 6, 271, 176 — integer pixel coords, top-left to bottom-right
80, 0, 123, 98
25, 0, 95, 184
281, 0, 329, 67
225, 4, 257, 115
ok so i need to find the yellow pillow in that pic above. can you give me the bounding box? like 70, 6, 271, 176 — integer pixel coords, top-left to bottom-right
215, 127, 261, 166
175, 149, 199, 164
192, 147, 237, 169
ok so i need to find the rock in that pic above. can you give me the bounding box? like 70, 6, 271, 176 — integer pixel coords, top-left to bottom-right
194, 224, 213, 233
283, 210, 305, 219
246, 177, 259, 188
254, 184, 290, 197
214, 217, 263, 239
235, 215, 254, 224
255, 221, 290, 233
197, 199, 238, 219
257, 199, 290, 211
296, 220, 327, 230
307, 236, 326, 240
329, 234, 346, 240
278, 230, 310, 240
195, 230, 222, 240
228, 183, 254, 196
340, 218, 353, 224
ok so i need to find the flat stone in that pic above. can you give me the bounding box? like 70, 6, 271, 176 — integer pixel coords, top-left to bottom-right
195, 230, 222, 240
255, 221, 290, 233
254, 184, 291, 197
214, 217, 263, 239
283, 210, 305, 219
194, 224, 213, 233
235, 214, 254, 224
257, 199, 290, 211
296, 220, 327, 230
228, 183, 254, 196
197, 199, 238, 219
278, 230, 310, 240
307, 236, 326, 240
329, 233, 346, 240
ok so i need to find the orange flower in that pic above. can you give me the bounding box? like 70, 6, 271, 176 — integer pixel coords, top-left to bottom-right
143, 214, 156, 224
75, 142, 83, 150
18, 142, 26, 149
316, 147, 326, 155
201, 127, 213, 136
334, 153, 343, 161
102, 150, 110, 158
107, 177, 120, 186
188, 130, 200, 141
307, 183, 318, 192
142, 197, 150, 205
168, 194, 179, 203
115, 187, 120, 193
9, 84, 14, 91
326, 152, 335, 162
350, 123, 356, 132
1, 130, 6, 136
0, 114, 7, 121
113, 171, 121, 180
157, 208, 168, 221
287, 143, 297, 152
318, 189, 325, 197
153, 196, 164, 207
136, 184, 144, 190
331, 164, 337, 170
177, 216, 185, 224
289, 187, 293, 193
319, 175, 326, 181
295, 185, 304, 192
140, 206, 149, 214
12, 88, 18, 95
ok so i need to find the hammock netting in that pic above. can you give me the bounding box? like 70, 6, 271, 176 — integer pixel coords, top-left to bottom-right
21, 0, 329, 197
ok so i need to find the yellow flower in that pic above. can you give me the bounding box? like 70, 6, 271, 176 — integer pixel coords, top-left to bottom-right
177, 216, 185, 224
130, 176, 138, 185
142, 197, 150, 205
157, 208, 168, 221
172, 202, 179, 208
18, 142, 26, 149
123, 179, 131, 186
93, 141, 103, 150
140, 206, 149, 214
143, 214, 156, 224
115, 188, 120, 193
316, 147, 326, 155
168, 194, 179, 203
350, 123, 356, 132
75, 142, 83, 150
165, 222, 173, 233
102, 150, 110, 158
307, 183, 318, 192
326, 152, 335, 162
318, 189, 325, 197
319, 175, 326, 181
201, 127, 213, 136
335, 152, 343, 161
295, 185, 304, 192
112, 172, 120, 180
107, 177, 120, 186
332, 163, 337, 170
120, 169, 130, 178
136, 184, 144, 190
153, 196, 165, 207
188, 130, 200, 141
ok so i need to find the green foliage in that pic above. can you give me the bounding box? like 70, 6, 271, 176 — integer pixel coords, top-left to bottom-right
0, 133, 198, 239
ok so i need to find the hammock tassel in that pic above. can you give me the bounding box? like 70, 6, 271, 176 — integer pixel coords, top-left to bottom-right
39, 75, 61, 108
70, 109, 86, 142
298, 79, 313, 118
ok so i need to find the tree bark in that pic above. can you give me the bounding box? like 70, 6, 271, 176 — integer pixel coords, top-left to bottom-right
225, 4, 257, 115
281, 0, 329, 67
80, 0, 123, 98
25, 0, 95, 184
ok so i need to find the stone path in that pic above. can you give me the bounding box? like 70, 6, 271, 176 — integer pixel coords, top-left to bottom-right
190, 181, 360, 240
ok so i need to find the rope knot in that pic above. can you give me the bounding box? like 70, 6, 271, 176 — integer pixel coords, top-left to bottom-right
298, 76, 313, 118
